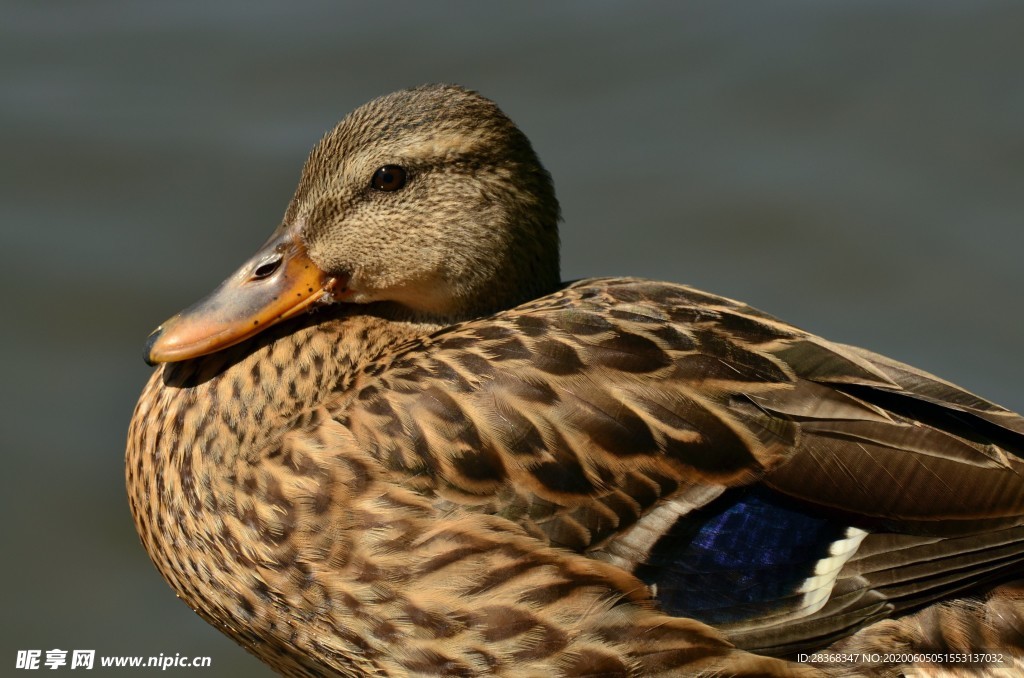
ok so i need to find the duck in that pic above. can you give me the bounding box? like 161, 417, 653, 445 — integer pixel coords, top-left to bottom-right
127, 84, 1024, 677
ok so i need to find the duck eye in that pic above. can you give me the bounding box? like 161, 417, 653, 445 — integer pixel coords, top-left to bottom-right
370, 165, 407, 192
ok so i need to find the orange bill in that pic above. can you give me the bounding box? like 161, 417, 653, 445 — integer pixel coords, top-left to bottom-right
145, 224, 343, 365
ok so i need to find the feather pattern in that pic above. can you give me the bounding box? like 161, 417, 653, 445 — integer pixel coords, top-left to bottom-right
127, 85, 1024, 676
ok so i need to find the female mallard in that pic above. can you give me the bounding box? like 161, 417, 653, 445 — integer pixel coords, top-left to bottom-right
128, 84, 1024, 677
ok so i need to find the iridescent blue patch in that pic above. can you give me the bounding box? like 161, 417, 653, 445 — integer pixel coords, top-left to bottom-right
636, 487, 848, 624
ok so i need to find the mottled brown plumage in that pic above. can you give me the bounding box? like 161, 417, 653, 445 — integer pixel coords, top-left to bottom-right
127, 85, 1024, 677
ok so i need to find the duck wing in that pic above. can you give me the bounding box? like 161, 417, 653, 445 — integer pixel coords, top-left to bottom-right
331, 276, 1024, 656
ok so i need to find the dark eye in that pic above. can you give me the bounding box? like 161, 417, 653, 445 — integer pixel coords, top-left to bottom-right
370, 165, 407, 192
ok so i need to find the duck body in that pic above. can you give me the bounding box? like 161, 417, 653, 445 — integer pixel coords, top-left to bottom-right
128, 85, 1024, 676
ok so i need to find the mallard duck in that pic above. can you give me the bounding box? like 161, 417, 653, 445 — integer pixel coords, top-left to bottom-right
127, 84, 1024, 677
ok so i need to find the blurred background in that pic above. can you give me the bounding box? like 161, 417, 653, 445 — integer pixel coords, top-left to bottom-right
2, 1, 1022, 675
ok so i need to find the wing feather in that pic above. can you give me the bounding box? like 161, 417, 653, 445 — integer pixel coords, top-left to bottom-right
323, 277, 1024, 654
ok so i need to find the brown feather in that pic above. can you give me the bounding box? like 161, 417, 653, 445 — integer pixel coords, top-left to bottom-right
128, 85, 1024, 676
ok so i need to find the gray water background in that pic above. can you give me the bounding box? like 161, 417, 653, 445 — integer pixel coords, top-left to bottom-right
2, 2, 1022, 675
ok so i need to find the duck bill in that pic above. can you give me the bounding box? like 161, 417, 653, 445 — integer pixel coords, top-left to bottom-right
145, 225, 342, 365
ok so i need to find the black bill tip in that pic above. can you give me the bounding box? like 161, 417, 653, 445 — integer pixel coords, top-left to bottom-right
144, 327, 163, 366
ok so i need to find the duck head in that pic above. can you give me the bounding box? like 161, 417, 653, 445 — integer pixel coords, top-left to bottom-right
145, 84, 560, 364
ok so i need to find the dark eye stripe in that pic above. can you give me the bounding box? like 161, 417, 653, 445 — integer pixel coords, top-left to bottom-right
370, 165, 407, 192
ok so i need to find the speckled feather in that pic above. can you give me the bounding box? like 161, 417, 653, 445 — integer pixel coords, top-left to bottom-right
127, 85, 1024, 677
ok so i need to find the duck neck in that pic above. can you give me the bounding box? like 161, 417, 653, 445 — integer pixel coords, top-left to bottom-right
143, 304, 440, 454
